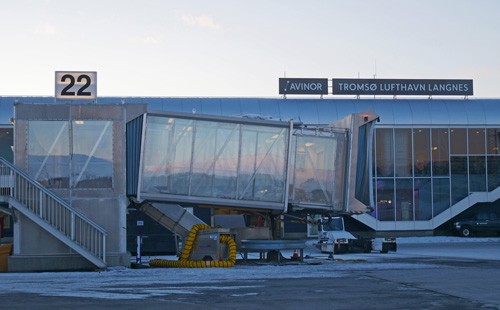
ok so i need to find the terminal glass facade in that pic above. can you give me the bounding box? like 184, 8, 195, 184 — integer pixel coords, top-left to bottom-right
373, 126, 500, 222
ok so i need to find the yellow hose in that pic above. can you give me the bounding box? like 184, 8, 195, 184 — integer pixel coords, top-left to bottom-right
149, 224, 237, 268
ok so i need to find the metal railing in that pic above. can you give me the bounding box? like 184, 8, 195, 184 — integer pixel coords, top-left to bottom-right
0, 157, 106, 265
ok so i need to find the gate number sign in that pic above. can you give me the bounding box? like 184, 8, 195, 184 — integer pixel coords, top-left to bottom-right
55, 71, 97, 100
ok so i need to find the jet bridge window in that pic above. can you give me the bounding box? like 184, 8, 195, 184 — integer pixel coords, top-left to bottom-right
289, 130, 346, 208
140, 115, 288, 203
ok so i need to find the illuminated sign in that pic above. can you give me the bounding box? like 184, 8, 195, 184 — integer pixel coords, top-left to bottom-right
332, 79, 473, 96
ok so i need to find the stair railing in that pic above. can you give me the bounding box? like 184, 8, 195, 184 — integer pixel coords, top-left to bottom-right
0, 157, 106, 265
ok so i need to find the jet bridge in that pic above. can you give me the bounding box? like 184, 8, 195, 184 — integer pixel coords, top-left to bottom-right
127, 110, 377, 238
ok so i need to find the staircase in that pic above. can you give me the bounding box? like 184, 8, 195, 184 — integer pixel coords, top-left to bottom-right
0, 157, 107, 269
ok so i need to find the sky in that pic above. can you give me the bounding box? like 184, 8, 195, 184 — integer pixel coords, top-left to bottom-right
1, 0, 500, 98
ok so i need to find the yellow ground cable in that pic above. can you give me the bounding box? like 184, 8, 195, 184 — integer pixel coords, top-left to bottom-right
149, 224, 237, 268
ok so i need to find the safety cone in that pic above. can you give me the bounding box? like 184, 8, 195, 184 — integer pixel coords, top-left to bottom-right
291, 249, 300, 261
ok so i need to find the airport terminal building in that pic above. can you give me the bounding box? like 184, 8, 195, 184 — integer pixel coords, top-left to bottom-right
0, 77, 499, 270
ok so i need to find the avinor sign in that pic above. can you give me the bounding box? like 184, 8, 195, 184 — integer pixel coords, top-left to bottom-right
279, 78, 328, 95
332, 78, 473, 96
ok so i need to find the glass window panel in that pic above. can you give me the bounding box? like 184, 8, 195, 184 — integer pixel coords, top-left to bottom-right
141, 116, 171, 194
469, 156, 486, 192
27, 121, 69, 188
431, 128, 449, 176
191, 120, 223, 197
0, 105, 13, 125
413, 128, 430, 177
238, 125, 287, 203
486, 128, 500, 154
450, 128, 467, 154
0, 128, 13, 162
433, 178, 450, 217
168, 119, 195, 195
394, 129, 412, 177
191, 121, 239, 199
332, 133, 347, 209
291, 135, 336, 205
451, 156, 468, 204
414, 178, 432, 220
254, 127, 287, 202
375, 128, 394, 177
141, 116, 193, 195
396, 178, 413, 221
239, 127, 259, 200
72, 121, 113, 188
375, 179, 394, 221
468, 128, 485, 155
213, 123, 239, 199
487, 156, 500, 191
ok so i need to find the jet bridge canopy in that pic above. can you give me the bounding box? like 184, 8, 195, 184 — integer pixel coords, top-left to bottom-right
127, 111, 349, 213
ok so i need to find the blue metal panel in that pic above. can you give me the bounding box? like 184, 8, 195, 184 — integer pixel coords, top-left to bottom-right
335, 100, 357, 121
258, 98, 282, 120
353, 100, 377, 120
200, 98, 222, 116
126, 114, 144, 196
409, 100, 432, 125
13, 96, 55, 104
159, 98, 190, 113
278, 99, 301, 122
219, 98, 242, 117
239, 98, 263, 118
296, 99, 320, 124
2, 95, 500, 128
482, 100, 500, 126
428, 99, 450, 125
185, 98, 204, 115
95, 97, 120, 104
316, 100, 339, 125
148, 98, 165, 110
464, 100, 487, 126
370, 100, 395, 125
445, 100, 468, 125
390, 100, 413, 125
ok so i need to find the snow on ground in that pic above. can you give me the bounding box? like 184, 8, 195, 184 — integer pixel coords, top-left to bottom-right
395, 236, 500, 261
396, 236, 500, 244
0, 236, 499, 300
0, 260, 432, 300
